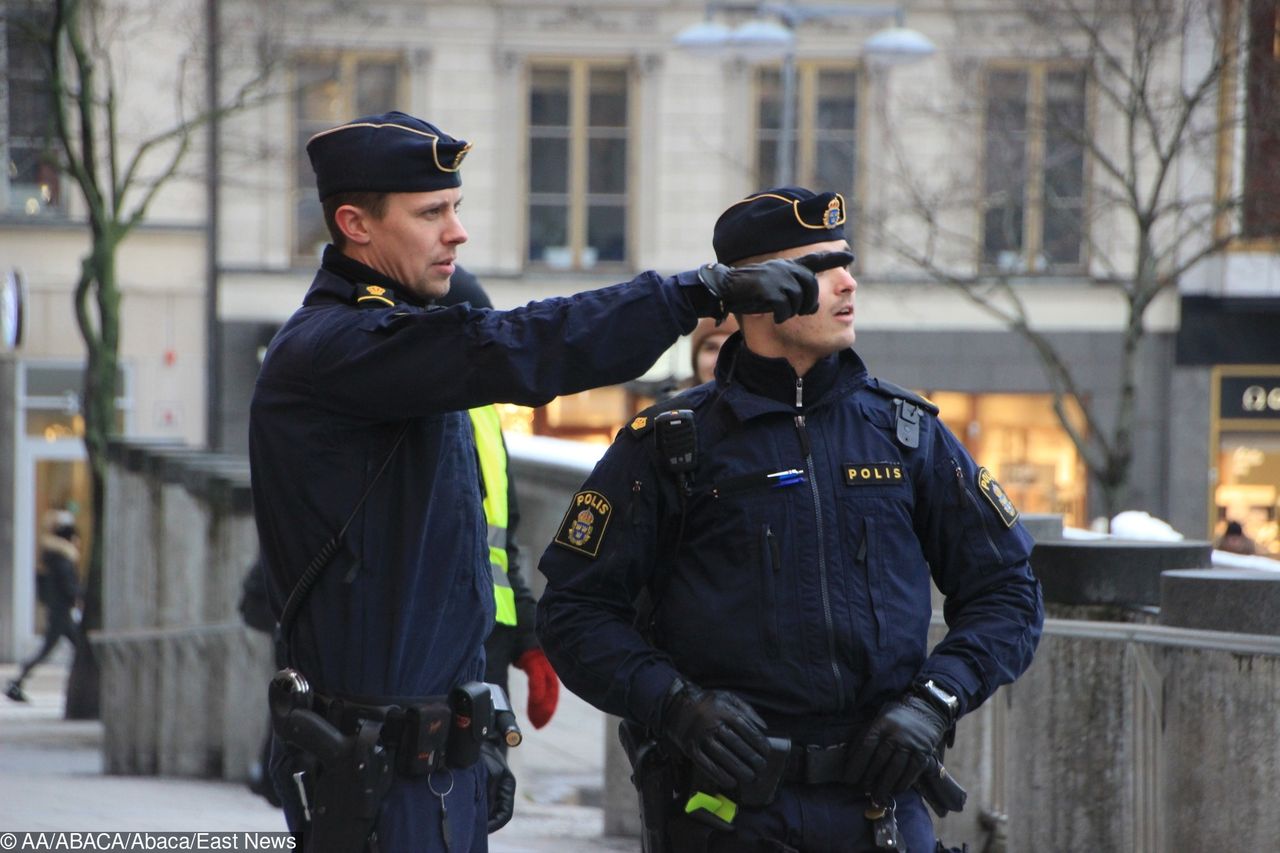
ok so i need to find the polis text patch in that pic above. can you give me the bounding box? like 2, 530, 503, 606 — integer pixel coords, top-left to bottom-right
553, 490, 613, 558
844, 463, 904, 485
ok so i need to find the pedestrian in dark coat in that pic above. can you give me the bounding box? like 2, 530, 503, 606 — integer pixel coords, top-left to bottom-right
7, 510, 82, 703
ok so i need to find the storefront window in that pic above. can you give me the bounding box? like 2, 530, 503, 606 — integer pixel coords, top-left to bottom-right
930, 391, 1088, 527
530, 385, 649, 444
1215, 433, 1280, 556
1213, 368, 1280, 556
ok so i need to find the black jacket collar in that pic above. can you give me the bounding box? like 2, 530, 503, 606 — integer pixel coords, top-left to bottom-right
311, 244, 428, 308
713, 332, 867, 419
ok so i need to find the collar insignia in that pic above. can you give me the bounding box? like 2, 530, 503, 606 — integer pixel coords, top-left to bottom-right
356, 284, 396, 307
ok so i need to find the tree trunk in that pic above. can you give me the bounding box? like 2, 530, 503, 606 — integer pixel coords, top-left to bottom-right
64, 237, 121, 721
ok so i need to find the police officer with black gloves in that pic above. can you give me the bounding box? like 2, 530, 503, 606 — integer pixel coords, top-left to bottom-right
250, 114, 821, 853
537, 187, 1045, 853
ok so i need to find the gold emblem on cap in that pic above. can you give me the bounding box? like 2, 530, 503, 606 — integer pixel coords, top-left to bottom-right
725, 191, 847, 230
307, 120, 472, 173
367, 285, 386, 296
448, 145, 471, 170
824, 197, 843, 228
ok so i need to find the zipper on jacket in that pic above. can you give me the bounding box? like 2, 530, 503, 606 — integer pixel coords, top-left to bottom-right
795, 376, 843, 706
629, 480, 642, 527
760, 523, 781, 655
954, 459, 1004, 563
766, 525, 782, 574
859, 517, 887, 647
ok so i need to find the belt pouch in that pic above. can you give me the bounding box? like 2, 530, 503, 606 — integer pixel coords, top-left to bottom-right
446, 682, 493, 769
396, 700, 451, 777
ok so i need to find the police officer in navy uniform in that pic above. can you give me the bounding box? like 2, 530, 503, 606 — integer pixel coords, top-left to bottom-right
249, 113, 823, 853
536, 187, 1045, 852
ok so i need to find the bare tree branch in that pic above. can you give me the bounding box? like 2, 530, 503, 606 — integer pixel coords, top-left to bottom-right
880, 0, 1238, 515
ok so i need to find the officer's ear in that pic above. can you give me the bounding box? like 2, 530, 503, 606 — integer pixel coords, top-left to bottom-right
333, 203, 375, 246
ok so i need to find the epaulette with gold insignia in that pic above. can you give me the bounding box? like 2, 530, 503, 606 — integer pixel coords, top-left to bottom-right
356, 283, 397, 308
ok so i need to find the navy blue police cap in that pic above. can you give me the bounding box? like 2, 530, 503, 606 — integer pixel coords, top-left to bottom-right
306, 111, 472, 199
712, 187, 847, 265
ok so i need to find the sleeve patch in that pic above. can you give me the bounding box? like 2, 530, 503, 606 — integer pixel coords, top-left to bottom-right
977, 467, 1020, 528
552, 490, 614, 558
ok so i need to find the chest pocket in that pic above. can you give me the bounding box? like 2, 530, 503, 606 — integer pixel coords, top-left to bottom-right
676, 468, 800, 668
836, 467, 930, 653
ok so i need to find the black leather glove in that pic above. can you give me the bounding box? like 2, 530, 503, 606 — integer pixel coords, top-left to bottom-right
844, 692, 951, 805
795, 249, 854, 275
659, 679, 771, 792
481, 740, 516, 833
694, 258, 819, 322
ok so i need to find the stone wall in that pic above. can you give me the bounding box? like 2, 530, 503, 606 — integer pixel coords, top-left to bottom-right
95, 439, 270, 780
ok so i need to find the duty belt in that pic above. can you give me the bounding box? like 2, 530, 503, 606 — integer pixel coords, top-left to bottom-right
781, 740, 856, 785
312, 692, 453, 777
312, 692, 443, 737
778, 737, 970, 817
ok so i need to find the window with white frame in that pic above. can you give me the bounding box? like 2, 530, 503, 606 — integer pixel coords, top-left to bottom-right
982, 65, 1087, 273
527, 61, 630, 269
755, 64, 858, 196
2, 5, 60, 217
292, 54, 403, 261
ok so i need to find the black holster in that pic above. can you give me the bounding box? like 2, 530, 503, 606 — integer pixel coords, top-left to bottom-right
619, 720, 676, 853
273, 707, 393, 853
916, 754, 968, 817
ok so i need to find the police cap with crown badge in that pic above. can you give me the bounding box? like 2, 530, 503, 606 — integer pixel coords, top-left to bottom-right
306, 111, 472, 199
713, 186, 848, 265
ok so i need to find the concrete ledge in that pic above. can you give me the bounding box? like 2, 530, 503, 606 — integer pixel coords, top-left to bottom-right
1020, 513, 1064, 542
1031, 540, 1212, 607
1160, 569, 1280, 636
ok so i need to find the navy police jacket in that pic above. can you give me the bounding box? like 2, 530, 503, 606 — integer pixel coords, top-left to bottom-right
537, 335, 1044, 737
250, 252, 706, 700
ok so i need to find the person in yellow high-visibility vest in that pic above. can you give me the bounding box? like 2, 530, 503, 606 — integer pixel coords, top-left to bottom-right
440, 267, 559, 731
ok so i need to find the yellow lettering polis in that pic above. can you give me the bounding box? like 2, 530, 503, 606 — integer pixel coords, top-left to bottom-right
576, 491, 610, 514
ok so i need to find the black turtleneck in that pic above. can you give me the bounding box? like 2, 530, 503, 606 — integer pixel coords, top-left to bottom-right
722, 334, 843, 408
321, 244, 427, 308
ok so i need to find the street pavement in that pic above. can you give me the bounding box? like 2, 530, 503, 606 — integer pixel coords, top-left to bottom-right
0, 656, 635, 851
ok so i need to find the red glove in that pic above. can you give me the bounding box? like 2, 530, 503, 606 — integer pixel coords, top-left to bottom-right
514, 648, 560, 729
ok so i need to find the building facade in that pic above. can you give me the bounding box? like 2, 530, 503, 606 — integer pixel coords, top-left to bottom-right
3, 0, 1278, 659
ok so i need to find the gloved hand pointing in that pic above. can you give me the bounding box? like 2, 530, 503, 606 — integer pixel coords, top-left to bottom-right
694, 258, 819, 323
844, 691, 951, 805
514, 648, 559, 729
659, 679, 771, 792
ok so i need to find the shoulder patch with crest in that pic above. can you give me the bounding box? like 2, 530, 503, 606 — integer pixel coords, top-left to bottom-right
553, 490, 614, 558
977, 467, 1019, 528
